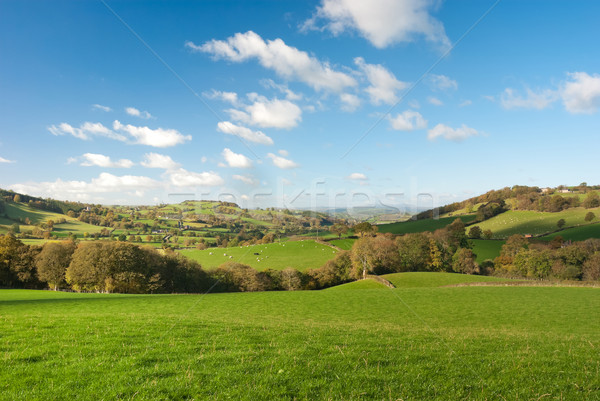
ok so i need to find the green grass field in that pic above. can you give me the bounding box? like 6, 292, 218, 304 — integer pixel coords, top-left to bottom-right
178, 240, 338, 271
471, 239, 505, 263
381, 272, 512, 288
2, 281, 599, 400
377, 215, 476, 235
474, 208, 600, 238
328, 238, 356, 250
542, 222, 600, 242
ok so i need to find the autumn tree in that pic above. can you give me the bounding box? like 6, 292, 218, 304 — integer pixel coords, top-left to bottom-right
36, 241, 75, 290
468, 226, 482, 239
583, 192, 600, 208
557, 219, 566, 229
330, 223, 349, 239
353, 222, 376, 237
452, 248, 479, 274
585, 212, 596, 222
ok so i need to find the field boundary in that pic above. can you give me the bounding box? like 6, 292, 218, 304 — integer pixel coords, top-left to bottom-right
365, 275, 396, 288
445, 280, 600, 288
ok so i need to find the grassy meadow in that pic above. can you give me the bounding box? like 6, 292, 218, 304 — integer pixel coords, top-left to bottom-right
2, 276, 599, 400
471, 239, 506, 263
377, 215, 476, 235
473, 208, 600, 238
178, 240, 339, 271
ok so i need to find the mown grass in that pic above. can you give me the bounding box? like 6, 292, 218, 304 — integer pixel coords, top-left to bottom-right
1, 284, 598, 400
474, 208, 600, 238
471, 239, 505, 263
377, 215, 476, 235
178, 240, 338, 271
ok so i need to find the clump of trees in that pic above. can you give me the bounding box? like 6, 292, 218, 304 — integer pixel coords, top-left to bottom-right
493, 234, 600, 281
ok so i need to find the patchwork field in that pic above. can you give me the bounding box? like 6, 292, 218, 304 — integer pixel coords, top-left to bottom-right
178, 240, 339, 271
473, 208, 600, 238
542, 223, 600, 242
377, 215, 476, 235
2, 278, 599, 400
471, 239, 505, 263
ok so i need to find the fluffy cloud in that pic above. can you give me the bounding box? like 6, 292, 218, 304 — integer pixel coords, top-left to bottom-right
278, 149, 289, 157
80, 153, 134, 168
125, 107, 153, 119
501, 88, 559, 110
204, 90, 239, 105
167, 169, 224, 187
427, 123, 480, 142
232, 174, 258, 185
222, 148, 253, 168
347, 172, 367, 180
260, 79, 303, 101
303, 0, 450, 49
92, 104, 112, 112
188, 31, 356, 92
0, 156, 14, 163
10, 173, 161, 200
427, 74, 457, 91
427, 97, 443, 106
267, 153, 299, 169
48, 122, 127, 141
226, 95, 302, 129
354, 57, 407, 105
140, 153, 181, 170
389, 110, 427, 131
217, 121, 274, 145
113, 120, 191, 147
340, 93, 361, 112
561, 72, 600, 114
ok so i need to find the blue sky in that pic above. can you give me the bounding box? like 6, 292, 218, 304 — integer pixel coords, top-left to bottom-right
1, 0, 599, 211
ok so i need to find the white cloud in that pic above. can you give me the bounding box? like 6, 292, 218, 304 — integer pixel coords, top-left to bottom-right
226, 95, 302, 129
113, 120, 191, 147
260, 79, 303, 101
125, 107, 153, 119
10, 172, 161, 200
278, 149, 289, 157
168, 169, 224, 187
561, 72, 600, 114
427, 123, 480, 142
217, 121, 274, 145
222, 148, 253, 168
389, 110, 427, 131
427, 96, 443, 106
0, 156, 14, 163
187, 31, 356, 92
80, 153, 134, 168
140, 153, 181, 170
500, 88, 559, 110
427, 74, 457, 91
303, 0, 450, 49
48, 122, 127, 141
354, 57, 407, 105
232, 174, 258, 185
340, 93, 361, 112
459, 100, 472, 107
204, 90, 240, 105
347, 172, 367, 180
92, 104, 112, 112
267, 153, 299, 169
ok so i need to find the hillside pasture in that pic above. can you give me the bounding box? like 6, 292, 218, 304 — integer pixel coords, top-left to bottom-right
474, 208, 600, 238
471, 239, 505, 263
382, 272, 512, 288
541, 223, 600, 242
178, 240, 338, 271
1, 285, 598, 400
377, 215, 476, 235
